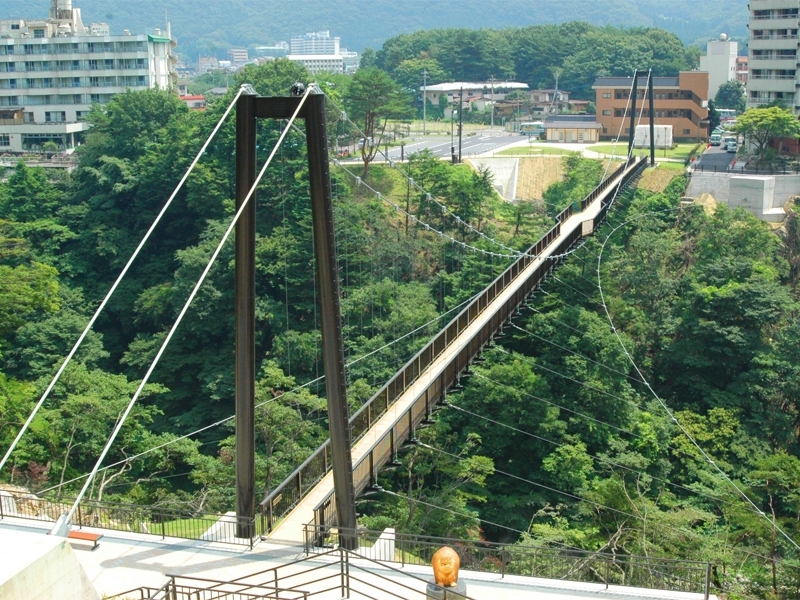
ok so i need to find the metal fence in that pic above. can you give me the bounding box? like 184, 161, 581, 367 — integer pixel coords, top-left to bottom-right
692, 163, 800, 175
109, 575, 308, 600
110, 547, 475, 600
304, 525, 711, 597
259, 156, 646, 535
0, 490, 258, 548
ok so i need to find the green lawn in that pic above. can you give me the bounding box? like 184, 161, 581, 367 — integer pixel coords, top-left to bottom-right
158, 514, 221, 539
586, 143, 701, 160
496, 146, 577, 156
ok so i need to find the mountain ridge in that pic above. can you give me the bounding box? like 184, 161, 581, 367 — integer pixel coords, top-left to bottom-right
4, 0, 749, 59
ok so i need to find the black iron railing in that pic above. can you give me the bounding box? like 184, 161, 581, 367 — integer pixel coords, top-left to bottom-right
0, 490, 258, 548
304, 525, 711, 597
109, 547, 477, 600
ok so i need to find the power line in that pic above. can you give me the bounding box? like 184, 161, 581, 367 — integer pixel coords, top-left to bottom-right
458, 376, 640, 438
420, 442, 646, 522
444, 401, 746, 511
324, 94, 522, 257
382, 489, 528, 537
491, 346, 638, 408
39, 293, 483, 495
508, 323, 645, 384
333, 160, 519, 259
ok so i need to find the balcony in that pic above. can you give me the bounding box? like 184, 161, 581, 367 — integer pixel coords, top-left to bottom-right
749, 36, 799, 50
748, 77, 798, 92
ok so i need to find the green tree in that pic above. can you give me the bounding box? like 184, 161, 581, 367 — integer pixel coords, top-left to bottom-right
345, 67, 410, 178
707, 99, 720, 133
715, 80, 746, 113
734, 107, 800, 160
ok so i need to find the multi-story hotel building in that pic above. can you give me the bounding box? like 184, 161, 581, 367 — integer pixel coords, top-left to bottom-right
593, 72, 710, 142
747, 0, 799, 112
286, 31, 359, 75
0, 0, 176, 154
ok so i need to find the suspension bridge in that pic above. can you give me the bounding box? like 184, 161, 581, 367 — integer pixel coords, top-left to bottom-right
4, 67, 794, 595
0, 70, 659, 545
263, 154, 646, 543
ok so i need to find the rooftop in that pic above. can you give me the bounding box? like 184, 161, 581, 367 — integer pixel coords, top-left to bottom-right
593, 76, 681, 88
422, 81, 529, 92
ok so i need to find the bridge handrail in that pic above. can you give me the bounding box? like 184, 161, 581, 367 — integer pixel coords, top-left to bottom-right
260, 156, 643, 532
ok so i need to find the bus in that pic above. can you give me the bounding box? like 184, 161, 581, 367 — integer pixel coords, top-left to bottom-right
519, 121, 545, 137
718, 108, 737, 120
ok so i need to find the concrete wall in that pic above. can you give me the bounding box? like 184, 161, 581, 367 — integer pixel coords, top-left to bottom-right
686, 172, 732, 203
687, 171, 797, 222
729, 176, 775, 220
0, 530, 99, 600
470, 157, 518, 200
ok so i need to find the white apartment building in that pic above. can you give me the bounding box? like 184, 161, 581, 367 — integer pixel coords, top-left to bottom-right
0, 0, 176, 154
699, 33, 739, 100
290, 31, 339, 55
286, 30, 359, 75
747, 0, 800, 112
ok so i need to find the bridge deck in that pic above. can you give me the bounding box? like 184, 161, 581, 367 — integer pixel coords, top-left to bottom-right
267, 159, 643, 544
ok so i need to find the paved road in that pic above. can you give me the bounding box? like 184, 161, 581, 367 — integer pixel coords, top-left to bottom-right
693, 144, 736, 173
351, 132, 526, 162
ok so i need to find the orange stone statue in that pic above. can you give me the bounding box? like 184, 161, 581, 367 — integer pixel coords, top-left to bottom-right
432, 546, 460, 587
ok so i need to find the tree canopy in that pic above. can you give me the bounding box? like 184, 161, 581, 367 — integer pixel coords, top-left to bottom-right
734, 107, 800, 161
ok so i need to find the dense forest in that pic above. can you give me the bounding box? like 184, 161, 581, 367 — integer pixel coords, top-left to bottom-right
4, 0, 748, 58
3, 58, 800, 598
372, 24, 697, 100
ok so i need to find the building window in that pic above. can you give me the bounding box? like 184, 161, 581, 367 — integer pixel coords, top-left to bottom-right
683, 129, 691, 135
76, 111, 88, 121
11, 24, 20, 30
24, 112, 34, 123
45, 111, 66, 122
602, 110, 611, 116
0, 135, 9, 147
33, 29, 45, 38
602, 92, 612, 99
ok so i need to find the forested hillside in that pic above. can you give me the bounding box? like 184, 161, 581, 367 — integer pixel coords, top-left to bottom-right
4, 0, 748, 58
374, 25, 696, 100
2, 60, 800, 598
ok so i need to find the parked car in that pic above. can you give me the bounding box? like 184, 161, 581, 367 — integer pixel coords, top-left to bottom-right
726, 140, 738, 153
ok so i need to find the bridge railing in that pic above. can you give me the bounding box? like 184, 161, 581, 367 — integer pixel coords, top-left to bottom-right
303, 524, 711, 597
0, 489, 258, 548
260, 156, 644, 534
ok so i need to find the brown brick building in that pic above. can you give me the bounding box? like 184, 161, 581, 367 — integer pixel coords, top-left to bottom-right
592, 72, 710, 142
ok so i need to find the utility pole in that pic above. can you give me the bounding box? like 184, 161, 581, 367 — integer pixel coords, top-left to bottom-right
458, 86, 464, 163
422, 68, 427, 136
490, 75, 495, 130
648, 70, 656, 166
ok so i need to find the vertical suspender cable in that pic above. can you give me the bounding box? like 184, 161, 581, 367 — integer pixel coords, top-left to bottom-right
0, 85, 248, 476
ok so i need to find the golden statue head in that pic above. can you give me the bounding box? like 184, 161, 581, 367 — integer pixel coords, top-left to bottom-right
432, 546, 460, 587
